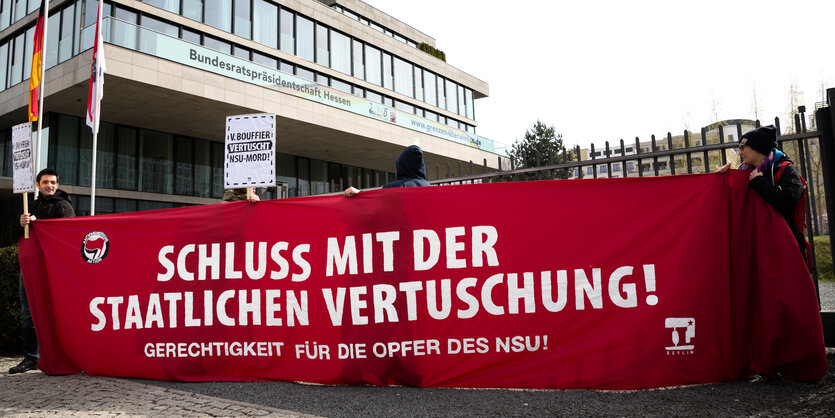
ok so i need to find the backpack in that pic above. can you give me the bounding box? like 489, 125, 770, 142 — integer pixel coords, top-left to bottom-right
773, 160, 811, 267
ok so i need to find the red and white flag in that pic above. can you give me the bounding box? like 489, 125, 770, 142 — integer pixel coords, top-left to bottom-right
85, 0, 105, 134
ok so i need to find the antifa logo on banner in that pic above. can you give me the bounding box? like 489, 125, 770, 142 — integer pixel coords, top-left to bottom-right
81, 231, 109, 264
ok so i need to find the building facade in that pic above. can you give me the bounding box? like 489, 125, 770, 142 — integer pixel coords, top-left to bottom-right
0, 0, 504, 245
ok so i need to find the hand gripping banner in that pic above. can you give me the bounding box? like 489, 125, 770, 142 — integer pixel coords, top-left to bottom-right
18, 172, 826, 389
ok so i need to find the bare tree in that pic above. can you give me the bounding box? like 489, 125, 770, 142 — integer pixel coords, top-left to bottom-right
710, 91, 722, 123
751, 82, 763, 122
785, 82, 804, 134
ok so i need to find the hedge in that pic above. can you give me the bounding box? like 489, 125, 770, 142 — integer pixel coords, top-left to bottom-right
418, 42, 446, 62
0, 245, 21, 355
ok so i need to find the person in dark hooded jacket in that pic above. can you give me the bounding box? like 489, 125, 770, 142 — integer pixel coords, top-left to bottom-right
344, 145, 430, 197
10, 168, 75, 374
717, 125, 807, 261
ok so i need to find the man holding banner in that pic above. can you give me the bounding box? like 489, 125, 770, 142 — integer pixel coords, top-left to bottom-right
10, 169, 74, 374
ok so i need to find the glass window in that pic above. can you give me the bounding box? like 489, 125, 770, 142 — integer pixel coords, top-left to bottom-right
316, 73, 328, 85
175, 137, 193, 195
182, 28, 201, 44
352, 39, 363, 79
95, 122, 116, 189
424, 110, 438, 122
315, 23, 328, 66
194, 139, 212, 197
204, 35, 231, 54
276, 153, 296, 197
383, 96, 393, 107
311, 159, 327, 195
364, 44, 380, 86
393, 57, 413, 97
93, 197, 115, 214
414, 67, 423, 101
138, 201, 174, 211
79, 124, 93, 186
296, 15, 313, 61
279, 61, 293, 74
183, 0, 203, 21
342, 8, 357, 21
117, 126, 137, 190
142, 15, 178, 36
58, 5, 75, 63
8, 33, 23, 86
54, 115, 79, 185
0, 0, 10, 31
115, 198, 138, 213
139, 130, 173, 194
370, 22, 383, 33
296, 66, 314, 82
23, 25, 33, 83
394, 100, 414, 115
457, 84, 465, 117
437, 76, 446, 110
365, 90, 381, 104
211, 141, 224, 198
73, 0, 82, 55
465, 88, 474, 120
81, 0, 101, 51
112, 6, 138, 50
143, 0, 179, 14
233, 0, 250, 39
330, 30, 350, 74
331, 78, 351, 94
352, 85, 363, 98
253, 51, 277, 68
0, 42, 7, 89
382, 52, 392, 90
13, 0, 24, 22
140, 15, 178, 54
297, 157, 310, 196
446, 79, 458, 114
204, 0, 232, 32
233, 45, 249, 59
252, 0, 277, 49
424, 71, 436, 107
0, 131, 9, 177
279, 8, 293, 54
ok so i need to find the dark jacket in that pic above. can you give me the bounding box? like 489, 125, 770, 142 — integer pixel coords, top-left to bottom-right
17, 189, 75, 240
382, 145, 431, 189
748, 156, 806, 258
30, 189, 76, 220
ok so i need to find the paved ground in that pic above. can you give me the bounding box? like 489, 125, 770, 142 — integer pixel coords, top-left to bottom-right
2, 353, 835, 417
2, 283, 833, 417
820, 281, 835, 310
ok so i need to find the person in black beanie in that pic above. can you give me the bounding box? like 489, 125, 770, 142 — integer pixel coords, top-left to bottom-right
718, 125, 808, 263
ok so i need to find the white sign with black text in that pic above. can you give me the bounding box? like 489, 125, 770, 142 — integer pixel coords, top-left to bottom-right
224, 113, 276, 188
12, 122, 34, 193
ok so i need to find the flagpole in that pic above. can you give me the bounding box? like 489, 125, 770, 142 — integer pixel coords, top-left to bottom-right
89, 0, 103, 216
33, 0, 49, 198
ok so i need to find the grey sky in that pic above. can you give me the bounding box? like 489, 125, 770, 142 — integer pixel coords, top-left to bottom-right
362, 0, 835, 150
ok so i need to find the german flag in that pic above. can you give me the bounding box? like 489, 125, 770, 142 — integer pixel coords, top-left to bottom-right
28, 1, 46, 122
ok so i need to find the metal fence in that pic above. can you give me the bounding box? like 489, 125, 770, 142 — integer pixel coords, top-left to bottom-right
430, 92, 835, 336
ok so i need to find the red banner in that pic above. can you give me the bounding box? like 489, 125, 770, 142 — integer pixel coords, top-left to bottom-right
19, 172, 826, 389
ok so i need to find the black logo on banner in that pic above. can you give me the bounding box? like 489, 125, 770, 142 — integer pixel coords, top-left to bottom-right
81, 231, 109, 264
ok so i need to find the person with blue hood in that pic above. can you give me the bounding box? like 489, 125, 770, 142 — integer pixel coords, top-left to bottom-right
718, 125, 808, 262
344, 145, 430, 196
